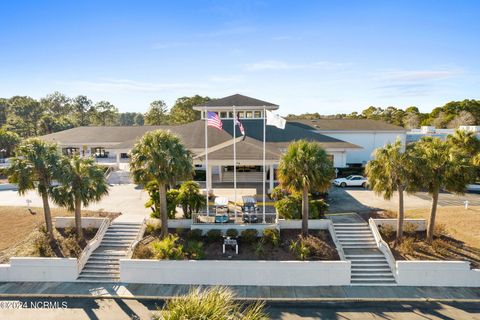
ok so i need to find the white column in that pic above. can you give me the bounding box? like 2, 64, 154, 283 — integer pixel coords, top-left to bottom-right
218, 165, 223, 182
269, 164, 274, 192
116, 152, 120, 169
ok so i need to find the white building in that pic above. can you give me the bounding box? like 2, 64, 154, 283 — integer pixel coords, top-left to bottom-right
291, 119, 407, 166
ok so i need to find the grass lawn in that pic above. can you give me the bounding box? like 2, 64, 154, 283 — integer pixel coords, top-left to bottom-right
0, 206, 120, 262
379, 206, 480, 268
404, 206, 480, 248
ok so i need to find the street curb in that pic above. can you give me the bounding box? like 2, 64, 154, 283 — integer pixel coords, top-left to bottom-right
0, 293, 479, 303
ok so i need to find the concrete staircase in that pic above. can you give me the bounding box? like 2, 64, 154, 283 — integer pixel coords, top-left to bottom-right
221, 171, 263, 182
77, 221, 143, 282
333, 222, 396, 286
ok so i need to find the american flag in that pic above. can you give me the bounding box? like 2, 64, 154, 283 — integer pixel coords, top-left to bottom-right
207, 112, 223, 130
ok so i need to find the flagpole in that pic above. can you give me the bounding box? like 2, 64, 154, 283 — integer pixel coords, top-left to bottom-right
205, 107, 209, 217
233, 105, 237, 222
263, 106, 266, 224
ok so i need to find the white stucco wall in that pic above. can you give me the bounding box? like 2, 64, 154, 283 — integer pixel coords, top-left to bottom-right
120, 259, 351, 286
0, 258, 78, 282
319, 131, 406, 165
396, 261, 480, 287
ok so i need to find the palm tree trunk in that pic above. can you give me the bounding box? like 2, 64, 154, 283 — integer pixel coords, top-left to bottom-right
158, 181, 168, 238
426, 190, 439, 243
395, 185, 405, 246
301, 186, 309, 237
41, 192, 54, 241
74, 195, 84, 241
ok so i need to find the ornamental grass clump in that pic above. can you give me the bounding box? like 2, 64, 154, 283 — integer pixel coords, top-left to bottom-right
153, 286, 268, 320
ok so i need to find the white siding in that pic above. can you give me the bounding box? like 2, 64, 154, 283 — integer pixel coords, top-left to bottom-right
320, 132, 406, 164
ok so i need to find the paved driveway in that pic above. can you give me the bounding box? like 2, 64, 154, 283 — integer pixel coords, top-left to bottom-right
327, 186, 480, 213
0, 184, 149, 222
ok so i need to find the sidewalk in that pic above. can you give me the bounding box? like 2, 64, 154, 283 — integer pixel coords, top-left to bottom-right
0, 282, 478, 301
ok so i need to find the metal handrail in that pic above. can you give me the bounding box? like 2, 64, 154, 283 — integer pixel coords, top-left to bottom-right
76, 218, 111, 273
327, 220, 346, 261
368, 218, 398, 280
126, 217, 147, 259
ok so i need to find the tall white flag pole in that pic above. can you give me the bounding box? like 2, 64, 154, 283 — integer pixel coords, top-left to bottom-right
233, 105, 237, 221
263, 107, 266, 224
205, 107, 209, 217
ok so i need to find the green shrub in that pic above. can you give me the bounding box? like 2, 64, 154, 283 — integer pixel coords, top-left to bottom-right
262, 229, 280, 246
206, 229, 222, 243
151, 234, 185, 260
226, 228, 239, 238
134, 244, 153, 259
185, 240, 204, 260
145, 181, 179, 219
63, 226, 76, 237
274, 194, 301, 219
153, 287, 267, 320
309, 199, 329, 219
300, 235, 337, 260
270, 186, 287, 201
186, 229, 203, 241
240, 229, 258, 244
177, 181, 206, 219
289, 239, 310, 260
254, 242, 266, 258
145, 221, 161, 236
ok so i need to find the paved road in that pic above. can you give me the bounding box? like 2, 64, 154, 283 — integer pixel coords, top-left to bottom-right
0, 298, 478, 319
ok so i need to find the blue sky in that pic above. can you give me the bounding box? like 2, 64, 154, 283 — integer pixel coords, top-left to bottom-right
0, 1, 479, 115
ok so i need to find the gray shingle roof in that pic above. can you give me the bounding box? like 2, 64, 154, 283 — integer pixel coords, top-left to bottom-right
40, 119, 361, 151
289, 119, 406, 131
193, 94, 278, 108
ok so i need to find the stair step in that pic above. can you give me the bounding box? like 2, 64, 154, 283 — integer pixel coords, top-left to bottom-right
90, 251, 126, 257
334, 223, 368, 226
350, 261, 388, 266
352, 268, 392, 273
85, 262, 120, 268
102, 236, 137, 240
105, 231, 139, 235
352, 273, 394, 278
345, 254, 384, 258
343, 247, 378, 249
81, 269, 120, 275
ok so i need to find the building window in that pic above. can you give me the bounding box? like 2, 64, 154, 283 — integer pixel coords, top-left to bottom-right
245, 111, 253, 118
237, 111, 245, 118
219, 111, 227, 118
228, 111, 234, 118
254, 111, 262, 118
63, 147, 79, 156
92, 147, 108, 158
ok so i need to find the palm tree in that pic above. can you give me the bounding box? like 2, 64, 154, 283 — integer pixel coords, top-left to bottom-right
277, 140, 335, 236
447, 129, 480, 157
51, 156, 109, 241
7, 138, 60, 241
365, 139, 415, 245
411, 137, 476, 243
130, 130, 194, 237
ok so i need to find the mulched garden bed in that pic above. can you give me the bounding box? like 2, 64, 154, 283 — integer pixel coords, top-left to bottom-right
134, 228, 340, 261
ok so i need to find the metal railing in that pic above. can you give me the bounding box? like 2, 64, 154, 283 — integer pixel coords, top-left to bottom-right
327, 220, 346, 261
76, 218, 111, 274
126, 217, 147, 259
368, 218, 398, 281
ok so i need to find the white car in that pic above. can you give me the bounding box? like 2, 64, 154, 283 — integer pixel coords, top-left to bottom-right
467, 183, 480, 193
333, 175, 368, 188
